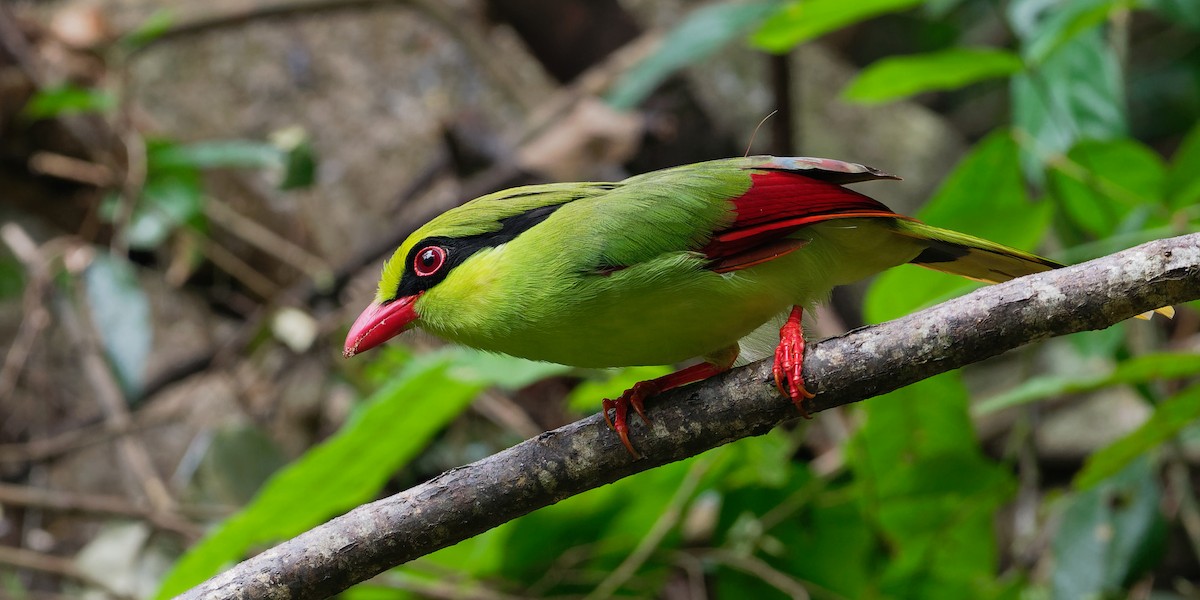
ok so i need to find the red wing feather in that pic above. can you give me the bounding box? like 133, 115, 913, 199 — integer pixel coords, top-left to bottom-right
702, 171, 906, 272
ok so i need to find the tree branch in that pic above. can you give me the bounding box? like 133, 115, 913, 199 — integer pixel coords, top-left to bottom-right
178, 233, 1200, 600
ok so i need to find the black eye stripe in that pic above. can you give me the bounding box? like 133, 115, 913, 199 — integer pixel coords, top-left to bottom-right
392, 203, 566, 300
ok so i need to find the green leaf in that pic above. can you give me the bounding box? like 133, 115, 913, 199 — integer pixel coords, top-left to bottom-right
1011, 21, 1126, 182
148, 140, 284, 172
270, 127, 317, 190
1048, 138, 1167, 237
974, 353, 1200, 414
1145, 0, 1200, 30
851, 374, 1015, 599
125, 171, 205, 249
118, 10, 174, 51
710, 427, 799, 489
1075, 384, 1200, 489
498, 457, 698, 584
1166, 121, 1200, 210
83, 254, 151, 397
154, 359, 484, 598
605, 1, 780, 110
1052, 458, 1164, 599
751, 0, 924, 53
0, 257, 24, 300
430, 346, 571, 391
22, 84, 115, 119
854, 375, 984, 488
1020, 0, 1130, 65
864, 130, 1050, 323
843, 48, 1024, 104
716, 477, 874, 599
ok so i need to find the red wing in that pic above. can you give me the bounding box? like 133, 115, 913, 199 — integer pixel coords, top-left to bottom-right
703, 170, 908, 273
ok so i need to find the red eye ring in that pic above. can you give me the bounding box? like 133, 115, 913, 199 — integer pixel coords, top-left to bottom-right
413, 246, 447, 277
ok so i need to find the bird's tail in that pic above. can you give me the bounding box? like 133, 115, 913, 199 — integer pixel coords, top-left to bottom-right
894, 220, 1174, 320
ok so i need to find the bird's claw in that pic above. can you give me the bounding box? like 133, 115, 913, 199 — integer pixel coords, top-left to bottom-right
602, 381, 654, 459
774, 307, 815, 417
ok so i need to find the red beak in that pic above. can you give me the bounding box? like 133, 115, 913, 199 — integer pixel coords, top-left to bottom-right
343, 293, 421, 358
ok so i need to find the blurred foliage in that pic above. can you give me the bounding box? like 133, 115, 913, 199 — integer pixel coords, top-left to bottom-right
0, 258, 25, 300
13, 0, 1196, 598
21, 83, 116, 119
605, 1, 780, 110
841, 47, 1024, 103
83, 253, 151, 396
156, 349, 487, 598
1076, 385, 1200, 489
20, 72, 318, 407
1052, 458, 1165, 598
752, 0, 926, 51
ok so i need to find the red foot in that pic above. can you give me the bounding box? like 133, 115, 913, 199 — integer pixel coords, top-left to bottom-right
601, 352, 737, 458
774, 306, 815, 417
602, 381, 657, 458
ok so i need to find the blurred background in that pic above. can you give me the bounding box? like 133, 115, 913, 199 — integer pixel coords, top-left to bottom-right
2, 0, 1200, 598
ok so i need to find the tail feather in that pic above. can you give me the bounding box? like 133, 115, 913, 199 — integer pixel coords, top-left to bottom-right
895, 221, 1174, 319
896, 221, 1062, 284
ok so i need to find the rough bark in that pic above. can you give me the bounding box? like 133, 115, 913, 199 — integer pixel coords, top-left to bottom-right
178, 233, 1200, 600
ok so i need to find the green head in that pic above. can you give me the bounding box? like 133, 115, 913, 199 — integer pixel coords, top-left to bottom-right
343, 182, 613, 357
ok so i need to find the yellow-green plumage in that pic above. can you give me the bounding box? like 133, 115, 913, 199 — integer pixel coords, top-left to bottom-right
344, 155, 1175, 455
365, 156, 1067, 368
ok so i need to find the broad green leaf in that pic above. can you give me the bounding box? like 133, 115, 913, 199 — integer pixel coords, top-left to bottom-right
125, 171, 204, 249
877, 455, 1015, 600
148, 140, 284, 172
605, 1, 780, 110
843, 48, 1024, 104
83, 254, 151, 396
851, 374, 1015, 599
1075, 384, 1200, 489
341, 584, 417, 600
155, 359, 484, 598
1048, 139, 1167, 237
713, 428, 798, 489
22, 84, 115, 119
565, 365, 672, 413
412, 519, 516, 579
1051, 458, 1164, 599
751, 0, 924, 53
1020, 0, 1129, 65
1011, 24, 1126, 183
974, 353, 1200, 414
430, 346, 571, 390
1166, 121, 1200, 210
853, 375, 987, 491
864, 130, 1050, 323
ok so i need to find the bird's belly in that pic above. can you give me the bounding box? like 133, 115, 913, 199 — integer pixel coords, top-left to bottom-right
452, 261, 805, 368
523, 289, 783, 367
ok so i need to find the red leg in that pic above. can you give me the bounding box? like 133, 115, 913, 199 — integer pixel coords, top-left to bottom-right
774, 305, 815, 417
603, 348, 737, 458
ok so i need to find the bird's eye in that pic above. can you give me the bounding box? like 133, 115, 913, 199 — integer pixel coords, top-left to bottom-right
413, 246, 447, 277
